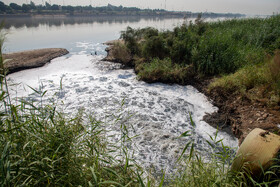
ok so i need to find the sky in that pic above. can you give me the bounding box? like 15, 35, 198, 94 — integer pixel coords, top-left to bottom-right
2, 0, 280, 15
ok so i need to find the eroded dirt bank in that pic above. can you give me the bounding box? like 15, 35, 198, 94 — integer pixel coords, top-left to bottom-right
190, 78, 280, 145
3, 48, 69, 74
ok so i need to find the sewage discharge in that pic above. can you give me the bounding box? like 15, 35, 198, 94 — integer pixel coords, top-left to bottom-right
7, 43, 238, 174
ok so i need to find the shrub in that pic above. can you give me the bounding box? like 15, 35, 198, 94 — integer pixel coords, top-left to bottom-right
209, 52, 280, 105
142, 27, 159, 39
269, 51, 280, 99
209, 64, 268, 92
137, 58, 194, 84
170, 38, 193, 65
111, 41, 132, 65
120, 26, 139, 55
142, 35, 168, 59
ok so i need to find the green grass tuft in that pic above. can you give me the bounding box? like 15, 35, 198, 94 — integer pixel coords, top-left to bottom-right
136, 58, 194, 84
210, 52, 280, 106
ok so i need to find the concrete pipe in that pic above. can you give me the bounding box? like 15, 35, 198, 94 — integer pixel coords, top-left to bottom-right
231, 128, 280, 178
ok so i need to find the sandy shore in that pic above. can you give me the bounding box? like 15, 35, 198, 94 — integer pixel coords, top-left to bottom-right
3, 48, 69, 74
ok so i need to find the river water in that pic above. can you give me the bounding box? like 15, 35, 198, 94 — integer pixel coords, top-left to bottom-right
3, 16, 238, 173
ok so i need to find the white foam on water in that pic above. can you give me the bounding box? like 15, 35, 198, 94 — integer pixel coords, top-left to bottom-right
74, 42, 107, 55
7, 47, 238, 174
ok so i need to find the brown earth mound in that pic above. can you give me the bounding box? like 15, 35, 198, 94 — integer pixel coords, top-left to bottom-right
197, 81, 280, 145
3, 48, 69, 74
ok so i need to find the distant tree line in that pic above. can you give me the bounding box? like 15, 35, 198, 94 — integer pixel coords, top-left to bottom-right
0, 1, 169, 16
0, 1, 245, 18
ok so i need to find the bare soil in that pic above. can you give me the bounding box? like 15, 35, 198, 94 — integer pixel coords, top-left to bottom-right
194, 78, 280, 145
102, 40, 127, 63
3, 48, 69, 74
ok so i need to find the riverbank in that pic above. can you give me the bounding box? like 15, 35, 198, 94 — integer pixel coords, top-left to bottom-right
3, 48, 69, 74
196, 77, 280, 144
3, 44, 279, 145
103, 39, 280, 145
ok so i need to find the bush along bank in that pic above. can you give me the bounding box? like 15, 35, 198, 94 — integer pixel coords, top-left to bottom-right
104, 14, 280, 143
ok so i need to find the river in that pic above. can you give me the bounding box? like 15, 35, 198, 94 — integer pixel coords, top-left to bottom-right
3, 16, 238, 174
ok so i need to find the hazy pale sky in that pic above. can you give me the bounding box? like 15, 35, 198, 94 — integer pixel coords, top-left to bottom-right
2, 0, 280, 15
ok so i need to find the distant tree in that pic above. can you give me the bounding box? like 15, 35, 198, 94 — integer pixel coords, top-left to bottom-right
83, 5, 92, 11
62, 5, 74, 13
76, 6, 83, 13
5, 5, 12, 13
45, 2, 51, 9
0, 1, 6, 12
10, 3, 22, 11
67, 5, 74, 12
30, 1, 36, 10
37, 5, 44, 10
51, 4, 59, 10
22, 4, 31, 13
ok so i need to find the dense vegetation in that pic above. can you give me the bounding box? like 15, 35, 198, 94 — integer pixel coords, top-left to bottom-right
116, 14, 280, 106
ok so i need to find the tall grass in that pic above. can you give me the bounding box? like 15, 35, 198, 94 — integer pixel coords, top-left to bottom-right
0, 32, 146, 185
0, 91, 146, 185
172, 133, 238, 186
136, 58, 194, 84
192, 31, 240, 75
111, 41, 132, 65
119, 15, 280, 78
117, 15, 280, 106
210, 51, 280, 105
171, 125, 280, 186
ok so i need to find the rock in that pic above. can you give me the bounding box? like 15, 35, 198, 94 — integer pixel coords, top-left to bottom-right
103, 39, 124, 46
231, 128, 280, 178
262, 113, 269, 119
102, 40, 123, 62
102, 39, 133, 67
